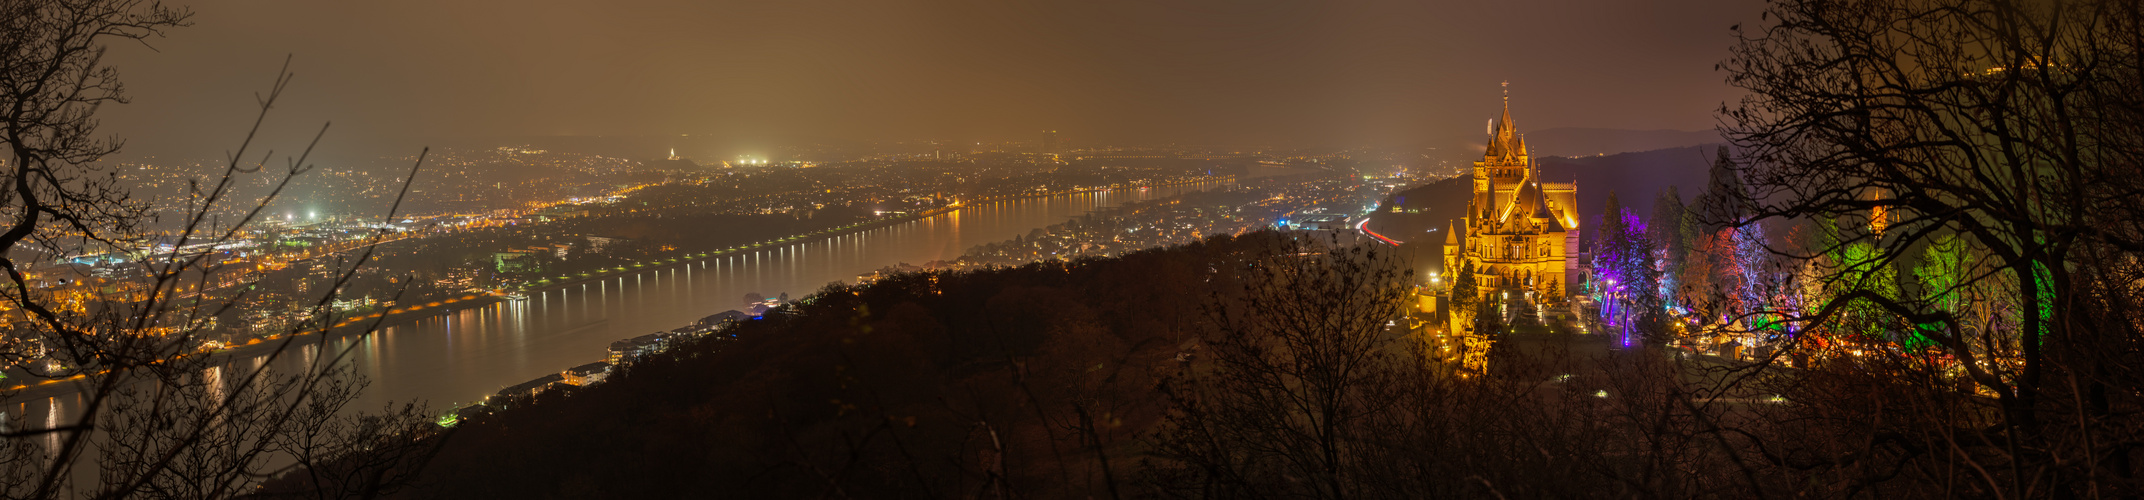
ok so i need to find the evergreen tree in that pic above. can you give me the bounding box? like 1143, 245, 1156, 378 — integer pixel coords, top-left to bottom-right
1592, 189, 1671, 342
1684, 149, 1753, 322
1620, 210, 1662, 316
1450, 259, 1478, 313
1592, 191, 1628, 292
1650, 186, 1688, 305
1693, 146, 1744, 232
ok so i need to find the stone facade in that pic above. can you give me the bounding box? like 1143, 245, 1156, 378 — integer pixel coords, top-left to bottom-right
1444, 90, 1582, 315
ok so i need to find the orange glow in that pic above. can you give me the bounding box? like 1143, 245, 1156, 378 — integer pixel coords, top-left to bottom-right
1870, 205, 1888, 236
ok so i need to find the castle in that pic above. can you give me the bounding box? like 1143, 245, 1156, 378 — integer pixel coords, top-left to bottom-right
1443, 88, 1582, 311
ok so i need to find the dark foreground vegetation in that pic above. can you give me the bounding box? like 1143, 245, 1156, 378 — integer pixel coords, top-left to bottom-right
330, 228, 2122, 498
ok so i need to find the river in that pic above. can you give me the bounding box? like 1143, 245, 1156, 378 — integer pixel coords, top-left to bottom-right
8, 181, 1232, 436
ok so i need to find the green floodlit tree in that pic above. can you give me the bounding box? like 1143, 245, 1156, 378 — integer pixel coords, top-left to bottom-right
1721, 0, 2144, 493
0, 1, 436, 497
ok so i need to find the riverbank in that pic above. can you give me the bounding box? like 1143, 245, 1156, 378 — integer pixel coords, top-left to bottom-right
506, 175, 1234, 295
315, 176, 1232, 335
0, 177, 1233, 398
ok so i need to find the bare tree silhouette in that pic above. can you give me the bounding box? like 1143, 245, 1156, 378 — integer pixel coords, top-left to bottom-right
0, 2, 439, 497
1717, 0, 2144, 494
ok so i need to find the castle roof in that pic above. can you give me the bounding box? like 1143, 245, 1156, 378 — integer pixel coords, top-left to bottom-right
1534, 192, 1566, 233
1504, 179, 1542, 224
1531, 187, 1556, 220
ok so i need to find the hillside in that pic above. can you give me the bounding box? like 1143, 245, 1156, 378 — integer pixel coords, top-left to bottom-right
388, 236, 1249, 497
338, 232, 1682, 498
276, 228, 1979, 499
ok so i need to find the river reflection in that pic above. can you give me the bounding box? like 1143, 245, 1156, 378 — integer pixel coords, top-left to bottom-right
5, 182, 1232, 440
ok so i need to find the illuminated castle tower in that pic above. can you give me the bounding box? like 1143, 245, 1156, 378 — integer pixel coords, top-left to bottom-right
1443, 84, 1582, 322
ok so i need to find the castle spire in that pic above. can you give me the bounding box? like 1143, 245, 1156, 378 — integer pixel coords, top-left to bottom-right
1501, 81, 1512, 132
1484, 82, 1521, 161
1525, 135, 1536, 178
1485, 168, 1497, 220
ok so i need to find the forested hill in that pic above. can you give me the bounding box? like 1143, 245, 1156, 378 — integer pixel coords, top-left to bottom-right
1521, 128, 1724, 159
389, 234, 1260, 497
1537, 144, 1718, 224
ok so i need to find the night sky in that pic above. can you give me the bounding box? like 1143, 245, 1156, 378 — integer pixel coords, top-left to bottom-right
100, 0, 1765, 161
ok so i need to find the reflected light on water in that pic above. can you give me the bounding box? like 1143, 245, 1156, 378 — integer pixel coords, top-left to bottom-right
22, 182, 1233, 421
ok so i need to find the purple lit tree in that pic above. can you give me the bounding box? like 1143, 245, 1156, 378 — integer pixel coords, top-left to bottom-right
1591, 192, 1662, 345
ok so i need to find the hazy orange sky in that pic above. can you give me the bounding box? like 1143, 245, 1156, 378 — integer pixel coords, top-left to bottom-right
102, 0, 1766, 161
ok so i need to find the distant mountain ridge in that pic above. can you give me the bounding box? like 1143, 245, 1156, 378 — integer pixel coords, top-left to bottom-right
1520, 127, 1724, 159
1537, 144, 1717, 222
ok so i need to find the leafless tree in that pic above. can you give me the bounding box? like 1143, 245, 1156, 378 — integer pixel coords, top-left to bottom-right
0, 1, 439, 498
1719, 0, 2144, 494
1144, 232, 1417, 499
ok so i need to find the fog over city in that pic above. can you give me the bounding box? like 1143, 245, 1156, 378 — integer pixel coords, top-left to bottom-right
102, 0, 1760, 163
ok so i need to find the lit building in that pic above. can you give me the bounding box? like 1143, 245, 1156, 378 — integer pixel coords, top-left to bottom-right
560, 362, 612, 386
1444, 86, 1582, 326
607, 333, 667, 365
1041, 130, 1060, 154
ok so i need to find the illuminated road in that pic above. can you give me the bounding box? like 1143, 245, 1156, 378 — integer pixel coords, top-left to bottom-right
1358, 216, 1403, 246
